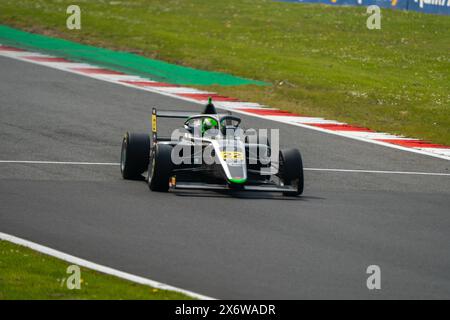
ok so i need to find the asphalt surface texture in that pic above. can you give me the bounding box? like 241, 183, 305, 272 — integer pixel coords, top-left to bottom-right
1, 56, 449, 299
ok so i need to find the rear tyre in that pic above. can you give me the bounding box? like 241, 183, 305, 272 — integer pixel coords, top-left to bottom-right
148, 144, 173, 192
120, 132, 150, 180
279, 148, 304, 196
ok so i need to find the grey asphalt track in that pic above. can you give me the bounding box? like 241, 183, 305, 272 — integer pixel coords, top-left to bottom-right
1, 56, 449, 299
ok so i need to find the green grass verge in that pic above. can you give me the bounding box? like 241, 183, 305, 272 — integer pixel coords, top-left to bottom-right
0, 0, 449, 144
0, 240, 193, 300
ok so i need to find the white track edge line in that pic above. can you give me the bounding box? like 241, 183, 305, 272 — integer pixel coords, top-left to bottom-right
1, 50, 449, 162
0, 160, 118, 165
304, 168, 450, 176
0, 232, 215, 300
1, 160, 449, 176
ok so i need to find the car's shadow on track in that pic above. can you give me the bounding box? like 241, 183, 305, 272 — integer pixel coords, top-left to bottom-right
172, 190, 323, 201
136, 175, 323, 201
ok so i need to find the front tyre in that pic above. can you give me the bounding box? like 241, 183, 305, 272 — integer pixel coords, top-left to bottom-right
120, 132, 150, 180
279, 148, 304, 196
148, 144, 173, 192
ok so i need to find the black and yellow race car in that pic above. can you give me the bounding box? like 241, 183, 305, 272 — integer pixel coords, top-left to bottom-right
120, 101, 304, 196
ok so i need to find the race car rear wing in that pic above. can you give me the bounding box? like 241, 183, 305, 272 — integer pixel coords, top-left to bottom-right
151, 108, 231, 140
153, 109, 201, 119
151, 108, 201, 142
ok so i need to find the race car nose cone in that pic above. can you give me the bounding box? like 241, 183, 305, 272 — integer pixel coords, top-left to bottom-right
229, 177, 247, 184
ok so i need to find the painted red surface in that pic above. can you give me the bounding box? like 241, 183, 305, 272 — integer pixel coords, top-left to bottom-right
178, 93, 239, 102
120, 80, 177, 87
23, 56, 71, 63
0, 45, 26, 52
70, 67, 125, 75
237, 108, 302, 116
376, 139, 450, 149
308, 123, 374, 132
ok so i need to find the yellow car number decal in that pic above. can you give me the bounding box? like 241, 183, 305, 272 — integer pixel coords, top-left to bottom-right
220, 151, 243, 161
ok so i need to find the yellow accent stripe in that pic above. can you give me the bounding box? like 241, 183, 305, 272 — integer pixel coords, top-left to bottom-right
152, 114, 157, 133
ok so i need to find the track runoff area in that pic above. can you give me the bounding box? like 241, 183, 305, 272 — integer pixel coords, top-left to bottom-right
1, 40, 450, 308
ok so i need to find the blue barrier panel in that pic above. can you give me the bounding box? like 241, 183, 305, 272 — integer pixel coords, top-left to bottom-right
280, 0, 450, 14
355, 0, 409, 10
407, 0, 450, 15
288, 0, 361, 5
283, 0, 406, 9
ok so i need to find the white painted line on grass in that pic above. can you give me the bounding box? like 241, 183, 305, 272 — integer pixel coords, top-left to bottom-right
0, 232, 215, 300
1, 160, 449, 177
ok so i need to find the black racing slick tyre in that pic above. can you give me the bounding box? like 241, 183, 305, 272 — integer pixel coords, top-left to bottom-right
279, 148, 304, 196
120, 132, 150, 180
148, 144, 173, 192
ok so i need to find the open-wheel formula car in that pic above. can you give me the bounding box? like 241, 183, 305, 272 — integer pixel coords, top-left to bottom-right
120, 101, 304, 196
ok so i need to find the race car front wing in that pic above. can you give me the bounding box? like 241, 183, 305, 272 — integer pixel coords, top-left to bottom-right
169, 181, 297, 193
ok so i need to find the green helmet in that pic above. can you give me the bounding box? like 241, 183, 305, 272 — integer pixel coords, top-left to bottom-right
201, 117, 218, 135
